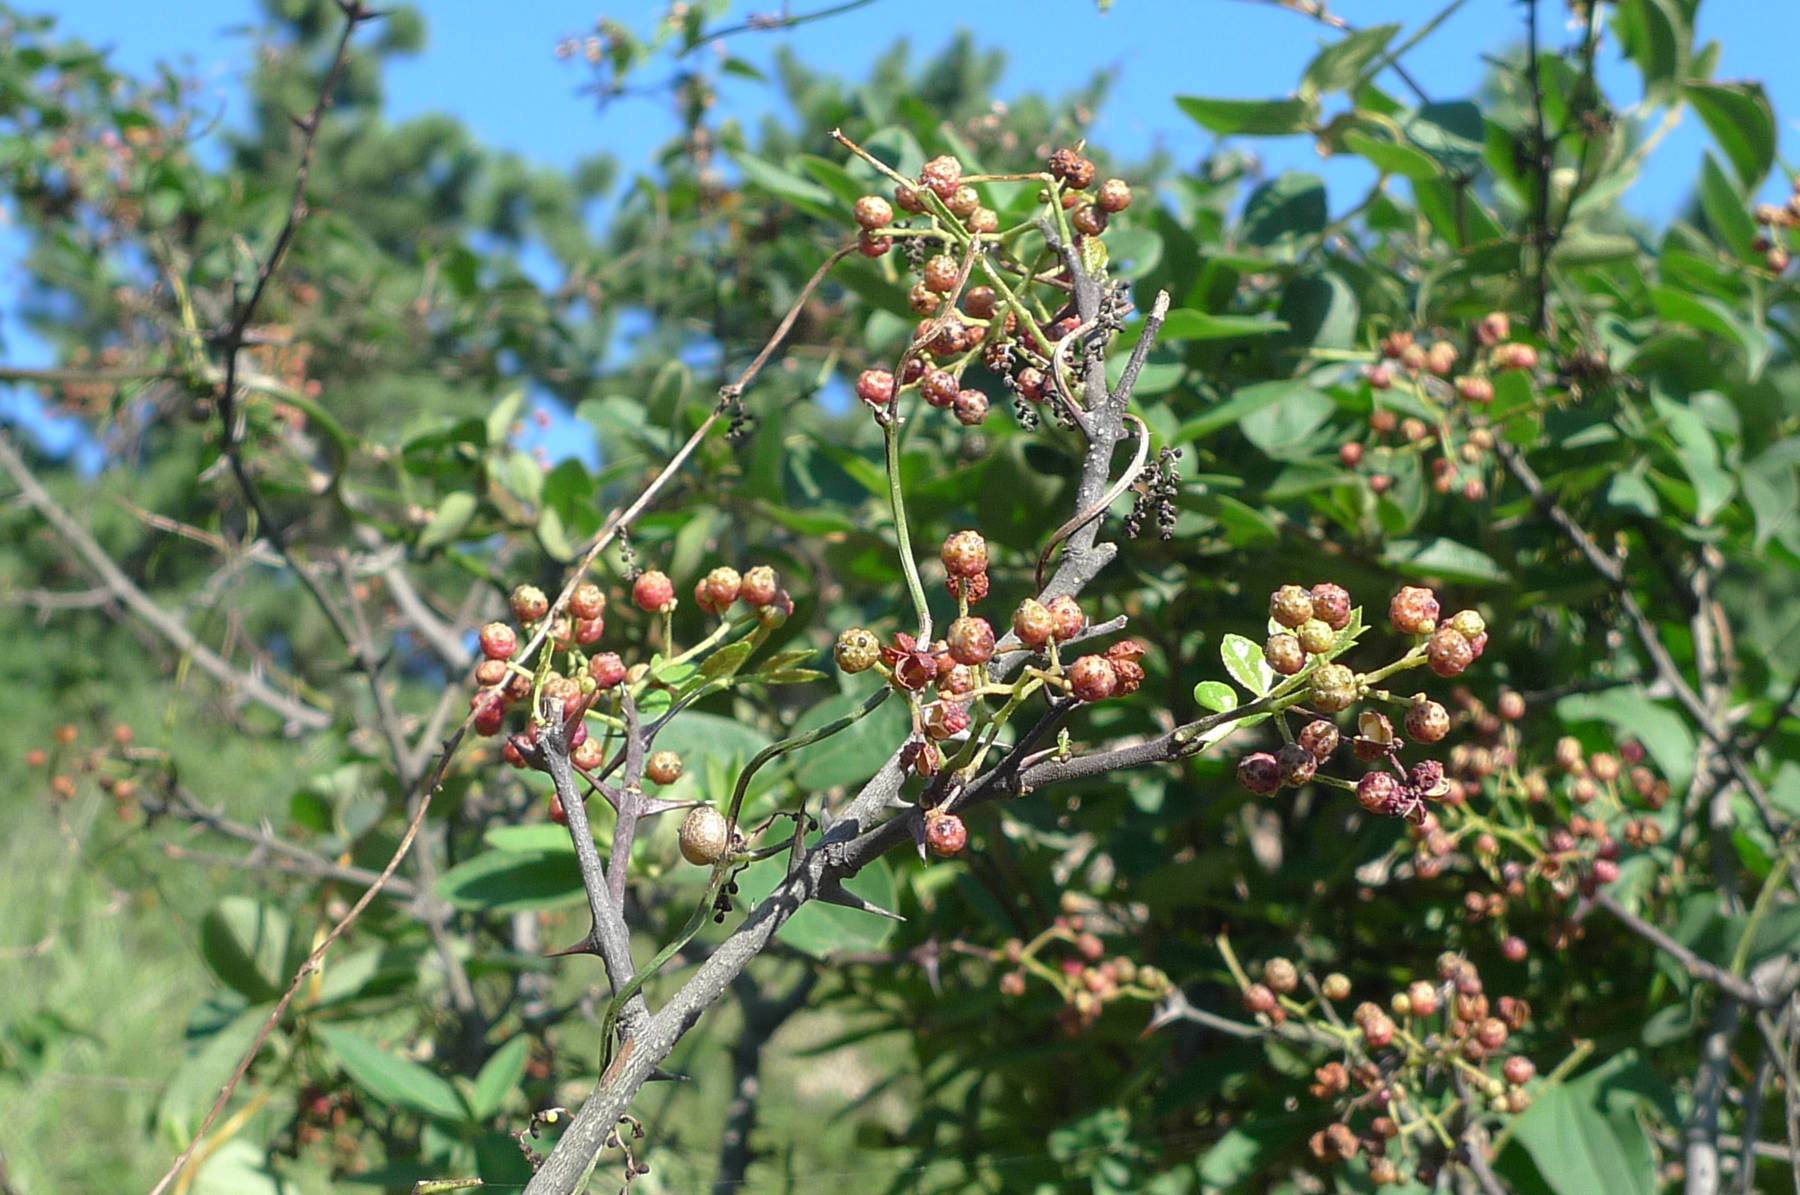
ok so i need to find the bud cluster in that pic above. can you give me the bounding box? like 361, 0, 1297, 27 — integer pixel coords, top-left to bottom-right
990, 893, 1172, 1037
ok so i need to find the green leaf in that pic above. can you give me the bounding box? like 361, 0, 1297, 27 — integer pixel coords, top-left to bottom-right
1341, 129, 1441, 181
199, 898, 291, 1004
734, 843, 899, 959
790, 691, 910, 790
1405, 100, 1485, 171
1381, 537, 1506, 584
1156, 310, 1288, 342
437, 849, 585, 913
1697, 152, 1757, 258
1220, 633, 1269, 697
1504, 1053, 1674, 1195
470, 1036, 530, 1121
1193, 680, 1238, 712
316, 1025, 469, 1124
1686, 81, 1776, 188
1239, 383, 1334, 458
417, 491, 479, 553
1301, 24, 1400, 98
1175, 94, 1316, 136
1654, 394, 1736, 523
1242, 172, 1327, 246
1276, 271, 1358, 351
731, 151, 837, 217
698, 639, 756, 683
192, 1139, 293, 1195
1176, 379, 1318, 445
484, 389, 526, 446
1613, 0, 1689, 108
158, 1003, 276, 1140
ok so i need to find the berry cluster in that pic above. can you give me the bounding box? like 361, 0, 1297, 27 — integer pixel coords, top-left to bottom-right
1235, 582, 1488, 825
1234, 947, 1550, 1188
842, 138, 1133, 436
988, 892, 1173, 1036
1342, 316, 1541, 503
469, 562, 791, 834
26, 720, 142, 820
835, 531, 1146, 797
1751, 176, 1800, 273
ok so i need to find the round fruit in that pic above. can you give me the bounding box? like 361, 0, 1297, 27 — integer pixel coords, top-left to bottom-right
835, 627, 881, 673
570, 582, 606, 621
1068, 655, 1118, 702
926, 810, 968, 857
1237, 751, 1282, 794
679, 805, 731, 866
479, 622, 518, 661
632, 570, 675, 614
510, 585, 549, 624
646, 750, 684, 785
941, 530, 988, 579
856, 369, 896, 407
741, 566, 779, 607
1389, 586, 1440, 635
1045, 595, 1084, 642
946, 616, 996, 666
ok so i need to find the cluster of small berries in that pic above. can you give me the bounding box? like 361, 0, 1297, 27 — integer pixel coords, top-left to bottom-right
27, 721, 141, 820
848, 144, 1132, 434
1240, 953, 1540, 1188
470, 565, 788, 791
1238, 583, 1487, 826
1344, 316, 1537, 502
991, 894, 1172, 1037
835, 531, 1144, 788
1751, 178, 1800, 273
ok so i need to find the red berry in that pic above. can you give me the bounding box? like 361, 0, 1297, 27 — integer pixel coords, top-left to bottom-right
1012, 598, 1054, 648
741, 566, 779, 607
1426, 626, 1475, 678
510, 585, 549, 624
1243, 983, 1278, 1015
945, 184, 980, 218
946, 616, 996, 666
570, 582, 606, 621
632, 570, 675, 613
894, 183, 926, 214
574, 616, 604, 646
946, 571, 989, 603
1479, 312, 1511, 346
1070, 202, 1107, 237
856, 230, 891, 257
1502, 936, 1528, 963
1096, 178, 1131, 213
548, 793, 567, 824
1405, 698, 1451, 744
1266, 633, 1305, 675
1457, 376, 1495, 404
472, 694, 505, 736
925, 701, 971, 740
941, 530, 988, 579
698, 566, 742, 614
1045, 595, 1084, 642
1356, 771, 1402, 815
1389, 586, 1440, 635
963, 287, 997, 320
1503, 1055, 1536, 1085
1277, 742, 1317, 787
479, 622, 518, 660
1238, 752, 1282, 794
1068, 655, 1118, 702
952, 388, 989, 427
918, 155, 962, 199
1310, 583, 1351, 631
1298, 719, 1340, 760
588, 652, 625, 689
923, 254, 959, 294
1339, 441, 1364, 467
925, 810, 967, 857
856, 369, 896, 407
852, 194, 893, 230
908, 281, 941, 316
646, 750, 683, 786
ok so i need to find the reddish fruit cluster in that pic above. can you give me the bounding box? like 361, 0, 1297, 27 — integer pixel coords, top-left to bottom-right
1751, 180, 1800, 272
1265, 581, 1352, 677
992, 896, 1172, 1037
1243, 953, 1544, 1188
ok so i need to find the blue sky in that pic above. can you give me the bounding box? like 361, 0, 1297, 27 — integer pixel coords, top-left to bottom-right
9, 0, 1800, 462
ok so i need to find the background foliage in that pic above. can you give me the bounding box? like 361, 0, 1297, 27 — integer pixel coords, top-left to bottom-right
3, 1, 1799, 1192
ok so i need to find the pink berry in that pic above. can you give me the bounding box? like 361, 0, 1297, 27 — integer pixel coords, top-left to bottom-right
632, 570, 675, 613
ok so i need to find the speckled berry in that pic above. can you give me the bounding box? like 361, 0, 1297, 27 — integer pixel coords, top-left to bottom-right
1427, 626, 1475, 677
1045, 595, 1085, 642
1389, 586, 1440, 635
1310, 663, 1359, 714
479, 622, 518, 661
1237, 751, 1282, 794
1310, 582, 1351, 631
1270, 584, 1314, 628
1296, 618, 1335, 655
946, 616, 996, 666
1356, 771, 1401, 815
923, 253, 959, 293
510, 585, 548, 624
1298, 719, 1340, 760
646, 750, 683, 786
926, 810, 967, 856
953, 388, 989, 426
1097, 178, 1131, 213
1266, 632, 1305, 676
679, 805, 730, 865
1277, 742, 1317, 787
738, 566, 776, 607
941, 530, 988, 579
835, 627, 881, 674
856, 369, 896, 407
1405, 697, 1451, 744
853, 194, 893, 230
1012, 598, 1054, 648
1068, 655, 1118, 702
570, 582, 606, 621
1448, 609, 1486, 641
918, 155, 962, 199
1070, 203, 1107, 236
632, 570, 675, 614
